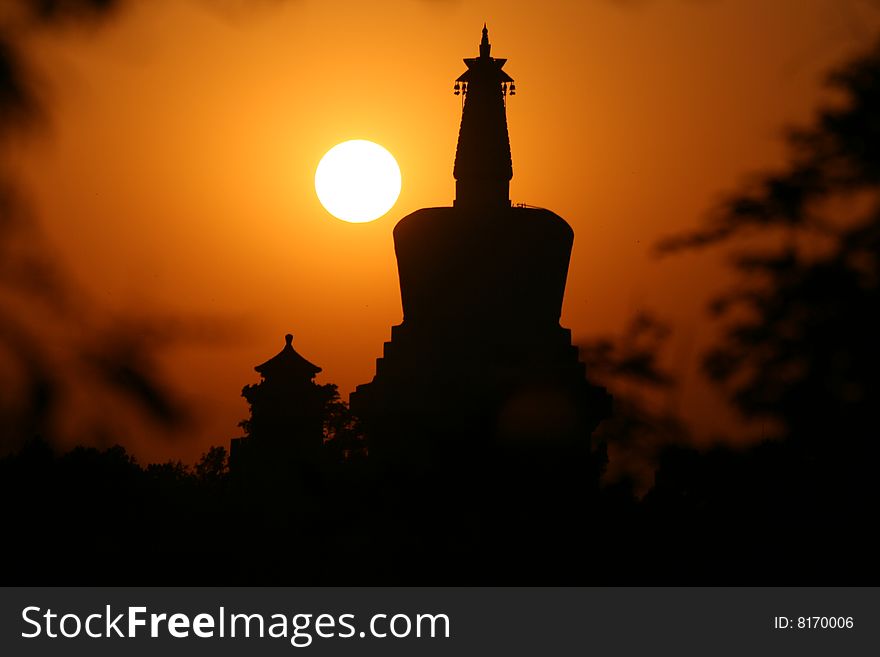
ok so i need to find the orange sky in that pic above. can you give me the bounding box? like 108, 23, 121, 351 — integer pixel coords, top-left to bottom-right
7, 0, 880, 463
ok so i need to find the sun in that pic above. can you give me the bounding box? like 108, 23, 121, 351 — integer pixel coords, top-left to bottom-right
315, 140, 402, 223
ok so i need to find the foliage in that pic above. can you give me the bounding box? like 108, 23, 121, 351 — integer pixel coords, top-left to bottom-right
194, 445, 229, 482
580, 312, 687, 490
0, 0, 187, 456
657, 37, 880, 448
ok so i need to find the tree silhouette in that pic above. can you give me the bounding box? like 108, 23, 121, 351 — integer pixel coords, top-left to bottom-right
580, 311, 687, 492
1, 0, 190, 456
194, 445, 229, 483
658, 36, 880, 455
647, 35, 880, 581
322, 392, 367, 462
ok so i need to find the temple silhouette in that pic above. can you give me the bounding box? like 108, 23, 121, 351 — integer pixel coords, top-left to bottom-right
351, 27, 610, 469
230, 333, 336, 488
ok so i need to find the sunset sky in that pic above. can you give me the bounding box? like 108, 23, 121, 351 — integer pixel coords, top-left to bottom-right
5, 0, 880, 463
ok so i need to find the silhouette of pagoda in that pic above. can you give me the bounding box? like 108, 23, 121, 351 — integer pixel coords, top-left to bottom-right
351, 27, 610, 468
230, 334, 334, 485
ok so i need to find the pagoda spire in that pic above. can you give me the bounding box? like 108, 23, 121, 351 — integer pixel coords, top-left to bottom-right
479, 23, 490, 58
452, 25, 515, 210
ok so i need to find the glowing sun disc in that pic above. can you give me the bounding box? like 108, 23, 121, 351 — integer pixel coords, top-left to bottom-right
315, 140, 402, 223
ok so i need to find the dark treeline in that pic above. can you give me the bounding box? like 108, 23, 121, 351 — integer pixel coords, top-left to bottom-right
0, 402, 873, 584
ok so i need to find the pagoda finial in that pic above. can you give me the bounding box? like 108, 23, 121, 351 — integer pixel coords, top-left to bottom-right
284, 333, 293, 347
453, 25, 514, 209
480, 24, 491, 59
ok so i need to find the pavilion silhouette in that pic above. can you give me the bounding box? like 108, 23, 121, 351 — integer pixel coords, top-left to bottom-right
229, 333, 334, 489
350, 26, 611, 471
